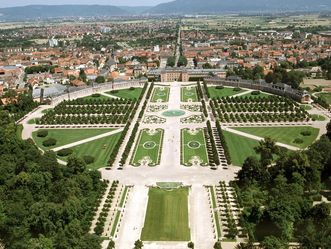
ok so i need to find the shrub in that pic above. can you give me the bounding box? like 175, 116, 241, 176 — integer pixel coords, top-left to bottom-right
216, 86, 224, 90
57, 148, 73, 157
293, 138, 304, 144
42, 138, 57, 147
301, 130, 312, 136
233, 87, 242, 92
92, 93, 101, 98
129, 87, 135, 90
37, 130, 48, 137
110, 90, 119, 94
251, 91, 261, 95
83, 155, 95, 165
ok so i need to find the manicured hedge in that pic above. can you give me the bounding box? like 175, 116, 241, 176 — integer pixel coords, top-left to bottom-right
57, 148, 73, 157
37, 130, 48, 138
42, 138, 57, 147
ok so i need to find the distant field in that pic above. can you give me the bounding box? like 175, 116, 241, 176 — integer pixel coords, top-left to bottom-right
302, 79, 331, 89
32, 128, 114, 150
181, 86, 199, 102
208, 87, 246, 98
232, 126, 319, 149
141, 187, 190, 241
223, 130, 259, 166
107, 88, 143, 100
181, 128, 209, 166
151, 87, 170, 102
317, 92, 331, 105
131, 129, 164, 167
60, 132, 122, 169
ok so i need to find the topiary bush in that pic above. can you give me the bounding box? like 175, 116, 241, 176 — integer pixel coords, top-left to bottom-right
251, 91, 261, 95
293, 138, 304, 144
129, 87, 135, 90
301, 131, 312, 136
42, 138, 57, 147
57, 148, 73, 157
37, 130, 48, 138
83, 155, 95, 165
216, 86, 224, 90
233, 87, 242, 92
92, 93, 101, 98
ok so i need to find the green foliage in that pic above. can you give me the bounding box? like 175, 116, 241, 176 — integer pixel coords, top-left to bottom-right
95, 76, 105, 83
37, 130, 48, 138
42, 138, 57, 147
167, 57, 176, 67
177, 56, 188, 67
57, 148, 74, 157
0, 115, 104, 248
83, 155, 95, 165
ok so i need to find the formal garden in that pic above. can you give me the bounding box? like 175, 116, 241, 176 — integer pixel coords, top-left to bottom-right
181, 86, 199, 102
150, 86, 170, 102
141, 186, 191, 241
131, 129, 164, 167
181, 128, 209, 166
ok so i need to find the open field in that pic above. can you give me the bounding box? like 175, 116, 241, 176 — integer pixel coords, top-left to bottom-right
181, 86, 199, 102
151, 87, 170, 102
317, 92, 331, 105
302, 79, 331, 90
223, 130, 260, 166
32, 128, 114, 150
208, 87, 246, 98
131, 129, 164, 167
141, 187, 191, 241
60, 132, 122, 169
232, 126, 319, 149
181, 128, 209, 166
107, 87, 143, 99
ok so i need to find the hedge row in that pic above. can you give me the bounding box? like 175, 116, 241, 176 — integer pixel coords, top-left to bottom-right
216, 121, 232, 165
206, 121, 220, 166
119, 122, 139, 166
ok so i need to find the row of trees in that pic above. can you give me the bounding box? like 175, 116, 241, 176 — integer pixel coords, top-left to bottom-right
206, 121, 220, 166
233, 121, 331, 247
0, 111, 105, 249
217, 112, 308, 123
215, 121, 232, 164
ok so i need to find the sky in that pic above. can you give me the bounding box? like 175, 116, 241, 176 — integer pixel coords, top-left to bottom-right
0, 0, 170, 8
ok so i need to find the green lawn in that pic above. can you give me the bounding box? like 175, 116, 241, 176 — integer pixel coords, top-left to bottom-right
181, 128, 209, 166
107, 88, 143, 100
232, 126, 319, 149
32, 128, 114, 150
317, 92, 331, 105
141, 187, 191, 241
131, 129, 164, 166
151, 87, 170, 102
223, 130, 260, 166
181, 86, 199, 102
239, 91, 271, 99
60, 132, 122, 169
208, 87, 246, 98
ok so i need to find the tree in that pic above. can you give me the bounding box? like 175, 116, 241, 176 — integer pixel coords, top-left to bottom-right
177, 56, 188, 67
134, 240, 143, 249
214, 241, 222, 249
238, 156, 267, 185
66, 156, 86, 175
95, 76, 105, 83
79, 69, 87, 83
254, 137, 279, 167
167, 57, 176, 67
327, 121, 331, 140
188, 241, 194, 248
107, 240, 115, 249
261, 236, 285, 249
28, 235, 54, 249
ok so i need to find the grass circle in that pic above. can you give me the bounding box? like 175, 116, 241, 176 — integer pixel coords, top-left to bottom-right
143, 141, 157, 149
187, 141, 201, 149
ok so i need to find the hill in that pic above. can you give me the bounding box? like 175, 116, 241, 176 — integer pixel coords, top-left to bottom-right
0, 5, 129, 21
148, 0, 331, 14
